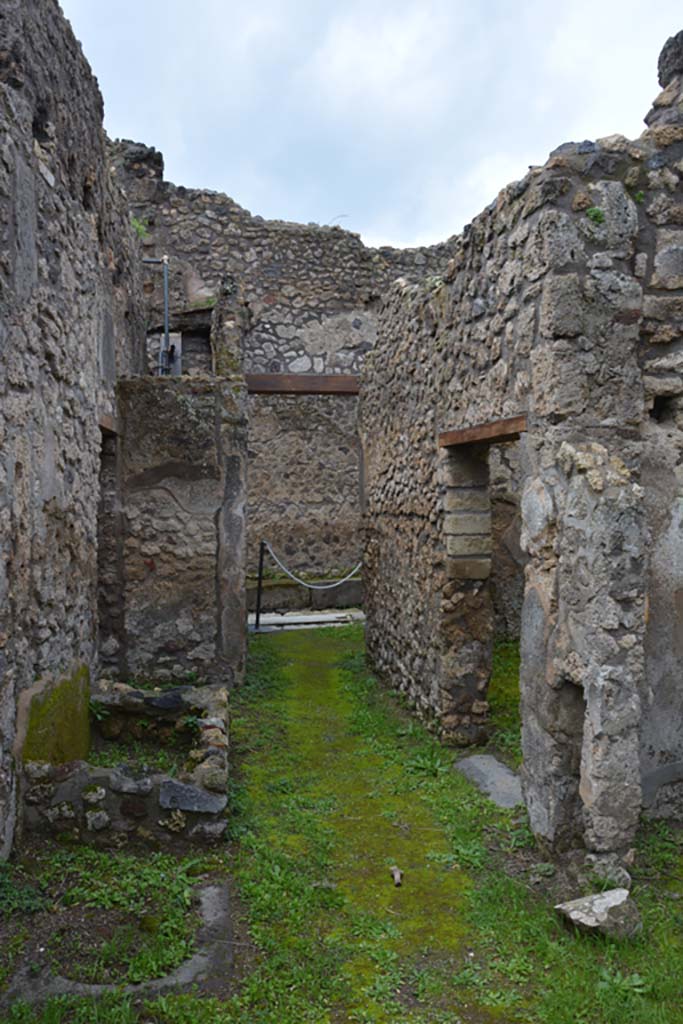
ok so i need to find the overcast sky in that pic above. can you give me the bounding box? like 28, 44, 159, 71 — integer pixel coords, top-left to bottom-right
60, 1, 681, 248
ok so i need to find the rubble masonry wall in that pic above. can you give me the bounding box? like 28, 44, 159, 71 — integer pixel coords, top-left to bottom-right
110, 142, 456, 574
0, 0, 146, 856
361, 61, 683, 853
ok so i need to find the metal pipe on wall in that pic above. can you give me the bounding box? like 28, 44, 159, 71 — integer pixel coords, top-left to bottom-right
142, 254, 171, 375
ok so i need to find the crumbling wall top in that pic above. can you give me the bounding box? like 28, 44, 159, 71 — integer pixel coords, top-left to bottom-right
658, 30, 683, 87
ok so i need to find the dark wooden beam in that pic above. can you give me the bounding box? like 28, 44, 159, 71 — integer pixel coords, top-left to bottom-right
99, 413, 120, 435
246, 373, 360, 395
438, 414, 527, 448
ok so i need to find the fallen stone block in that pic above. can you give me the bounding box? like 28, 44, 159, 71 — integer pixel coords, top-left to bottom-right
555, 888, 642, 939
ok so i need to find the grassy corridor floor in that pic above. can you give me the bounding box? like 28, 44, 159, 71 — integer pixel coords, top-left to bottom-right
5, 625, 683, 1024
234, 627, 472, 1024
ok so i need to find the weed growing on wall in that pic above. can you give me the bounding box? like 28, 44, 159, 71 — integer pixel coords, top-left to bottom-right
131, 216, 149, 239
586, 206, 606, 224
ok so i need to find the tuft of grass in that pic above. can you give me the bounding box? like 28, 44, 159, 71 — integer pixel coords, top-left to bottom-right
130, 215, 149, 240
0, 865, 46, 916
0, 929, 29, 994
7, 993, 138, 1024
35, 848, 199, 984
87, 738, 187, 776
487, 640, 522, 765
586, 206, 606, 224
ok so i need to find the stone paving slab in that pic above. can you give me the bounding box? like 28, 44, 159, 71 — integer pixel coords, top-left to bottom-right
249, 609, 365, 632
455, 754, 523, 808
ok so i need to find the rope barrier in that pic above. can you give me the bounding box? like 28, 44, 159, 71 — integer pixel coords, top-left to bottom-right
264, 541, 362, 590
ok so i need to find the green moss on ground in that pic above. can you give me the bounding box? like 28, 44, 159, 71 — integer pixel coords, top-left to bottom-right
234, 629, 471, 1023
486, 641, 522, 767
22, 666, 90, 764
8, 629, 683, 1024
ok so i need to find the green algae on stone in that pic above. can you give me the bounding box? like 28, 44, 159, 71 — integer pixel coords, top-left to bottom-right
22, 665, 90, 764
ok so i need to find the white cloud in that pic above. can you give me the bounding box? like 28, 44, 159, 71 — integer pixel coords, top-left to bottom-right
295, 3, 467, 128
360, 151, 531, 249
60, 0, 682, 246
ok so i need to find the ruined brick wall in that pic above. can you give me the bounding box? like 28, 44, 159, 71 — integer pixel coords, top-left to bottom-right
0, 0, 145, 856
110, 142, 455, 576
362, 47, 683, 854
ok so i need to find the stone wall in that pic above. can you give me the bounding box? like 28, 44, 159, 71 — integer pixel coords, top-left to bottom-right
111, 142, 456, 578
247, 393, 361, 573
0, 0, 146, 857
490, 444, 527, 638
361, 39, 683, 855
110, 140, 454, 373
23, 676, 229, 844
112, 374, 247, 686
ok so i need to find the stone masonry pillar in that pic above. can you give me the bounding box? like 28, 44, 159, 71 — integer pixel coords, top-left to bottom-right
520, 432, 646, 853
438, 445, 493, 745
519, 196, 647, 853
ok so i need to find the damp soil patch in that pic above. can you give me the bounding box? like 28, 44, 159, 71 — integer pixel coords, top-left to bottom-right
0, 845, 201, 991
88, 693, 201, 777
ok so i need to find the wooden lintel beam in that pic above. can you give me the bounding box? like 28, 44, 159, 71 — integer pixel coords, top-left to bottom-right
246, 373, 360, 395
99, 413, 120, 435
438, 414, 527, 448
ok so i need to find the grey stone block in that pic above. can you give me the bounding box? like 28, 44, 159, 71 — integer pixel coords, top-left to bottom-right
446, 534, 492, 556
443, 488, 490, 513
555, 889, 642, 940
443, 512, 492, 536
311, 578, 363, 610
159, 779, 227, 814
455, 754, 523, 808
445, 557, 491, 580
110, 769, 154, 795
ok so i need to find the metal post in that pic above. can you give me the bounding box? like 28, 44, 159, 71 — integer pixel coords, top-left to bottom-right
255, 540, 266, 632
162, 254, 170, 374
142, 255, 171, 375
